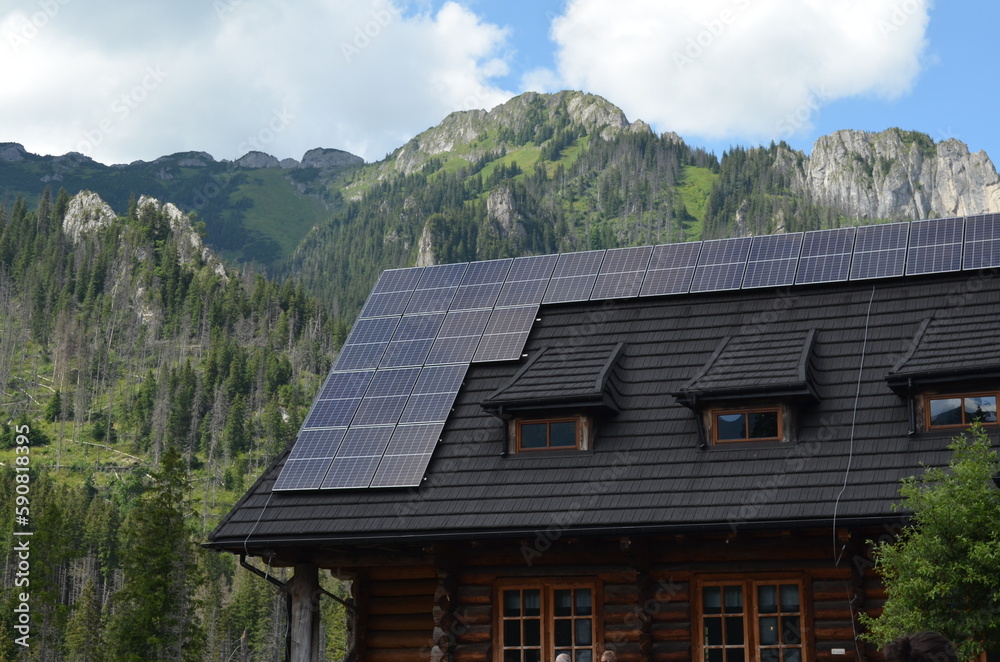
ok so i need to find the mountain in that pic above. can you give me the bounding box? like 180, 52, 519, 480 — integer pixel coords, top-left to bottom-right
286, 91, 1000, 316
0, 142, 363, 266
4, 91, 1000, 316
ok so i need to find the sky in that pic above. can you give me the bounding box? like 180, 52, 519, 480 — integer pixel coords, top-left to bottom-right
1, 0, 997, 167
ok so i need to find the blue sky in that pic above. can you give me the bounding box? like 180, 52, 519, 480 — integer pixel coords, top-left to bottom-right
2, 0, 996, 167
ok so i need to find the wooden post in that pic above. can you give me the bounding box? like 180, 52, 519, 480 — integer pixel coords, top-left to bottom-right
289, 564, 321, 662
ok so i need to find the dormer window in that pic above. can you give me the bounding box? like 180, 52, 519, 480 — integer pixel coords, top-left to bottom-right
713, 407, 783, 443
482, 343, 624, 454
517, 418, 581, 451
674, 331, 818, 447
926, 393, 998, 429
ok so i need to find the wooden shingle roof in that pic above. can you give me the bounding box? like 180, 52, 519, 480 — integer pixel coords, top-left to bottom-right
207, 268, 1000, 552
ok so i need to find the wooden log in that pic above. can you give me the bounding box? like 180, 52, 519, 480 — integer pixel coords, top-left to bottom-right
813, 580, 854, 602
649, 603, 691, 623
452, 643, 491, 662
368, 595, 433, 615
651, 641, 693, 662
369, 614, 433, 632
455, 624, 491, 645
814, 599, 855, 621
605, 583, 642, 604
366, 648, 429, 662
289, 564, 320, 662
455, 585, 492, 605
815, 622, 857, 641
604, 626, 643, 643
649, 623, 692, 642
369, 579, 438, 597
367, 631, 435, 649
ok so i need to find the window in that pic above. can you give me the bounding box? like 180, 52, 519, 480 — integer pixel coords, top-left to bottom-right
497, 582, 598, 662
712, 408, 782, 444
516, 418, 581, 451
697, 577, 808, 662
926, 393, 998, 429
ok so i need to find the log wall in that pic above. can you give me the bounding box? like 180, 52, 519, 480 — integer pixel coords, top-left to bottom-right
332, 528, 886, 662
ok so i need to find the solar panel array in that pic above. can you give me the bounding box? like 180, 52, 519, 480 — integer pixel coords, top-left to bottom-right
277, 214, 1000, 491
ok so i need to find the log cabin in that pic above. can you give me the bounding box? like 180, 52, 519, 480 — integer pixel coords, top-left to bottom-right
206, 216, 1000, 662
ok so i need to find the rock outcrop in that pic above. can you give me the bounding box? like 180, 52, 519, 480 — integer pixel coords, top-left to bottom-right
790, 129, 1000, 220
63, 191, 117, 243
136, 196, 227, 278
299, 148, 364, 171
235, 151, 280, 169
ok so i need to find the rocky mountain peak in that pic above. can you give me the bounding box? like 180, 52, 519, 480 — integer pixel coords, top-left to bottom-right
0, 142, 30, 163
793, 128, 1000, 219
235, 151, 281, 169
300, 148, 364, 171
63, 191, 117, 243
137, 196, 227, 279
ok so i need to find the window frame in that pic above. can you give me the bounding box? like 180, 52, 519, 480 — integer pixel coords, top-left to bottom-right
494, 578, 602, 662
709, 406, 784, 444
514, 416, 585, 452
924, 391, 999, 430
694, 574, 812, 662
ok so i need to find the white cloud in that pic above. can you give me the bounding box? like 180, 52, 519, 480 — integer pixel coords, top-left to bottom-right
0, 0, 514, 164
550, 0, 931, 142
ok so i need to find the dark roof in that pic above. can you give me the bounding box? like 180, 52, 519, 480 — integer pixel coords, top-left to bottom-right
887, 313, 1000, 389
208, 268, 1000, 552
482, 342, 624, 413
675, 329, 817, 403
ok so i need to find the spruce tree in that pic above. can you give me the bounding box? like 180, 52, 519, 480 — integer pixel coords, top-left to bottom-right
108, 446, 204, 661
65, 578, 103, 662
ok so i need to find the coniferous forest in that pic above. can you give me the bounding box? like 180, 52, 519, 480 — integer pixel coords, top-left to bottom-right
0, 190, 348, 661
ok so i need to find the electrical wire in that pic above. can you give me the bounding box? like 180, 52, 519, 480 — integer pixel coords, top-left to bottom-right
833, 283, 876, 566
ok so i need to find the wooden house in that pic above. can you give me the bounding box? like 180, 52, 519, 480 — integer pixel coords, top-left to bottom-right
207, 216, 1000, 662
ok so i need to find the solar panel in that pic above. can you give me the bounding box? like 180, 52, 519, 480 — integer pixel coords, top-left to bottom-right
473, 305, 539, 363
369, 422, 446, 488
273, 428, 348, 491
689, 237, 752, 292
272, 458, 334, 491
285, 428, 347, 461
350, 367, 421, 426
303, 370, 375, 429
332, 317, 400, 371
542, 250, 605, 304
321, 426, 395, 489
495, 254, 559, 307
963, 214, 1000, 270
640, 242, 702, 296
379, 313, 446, 368
850, 222, 909, 280
589, 246, 653, 300
424, 309, 493, 365
399, 364, 467, 424
795, 227, 856, 285
742, 233, 803, 289
358, 267, 424, 318
404, 263, 468, 314
906, 217, 964, 275
449, 259, 513, 311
